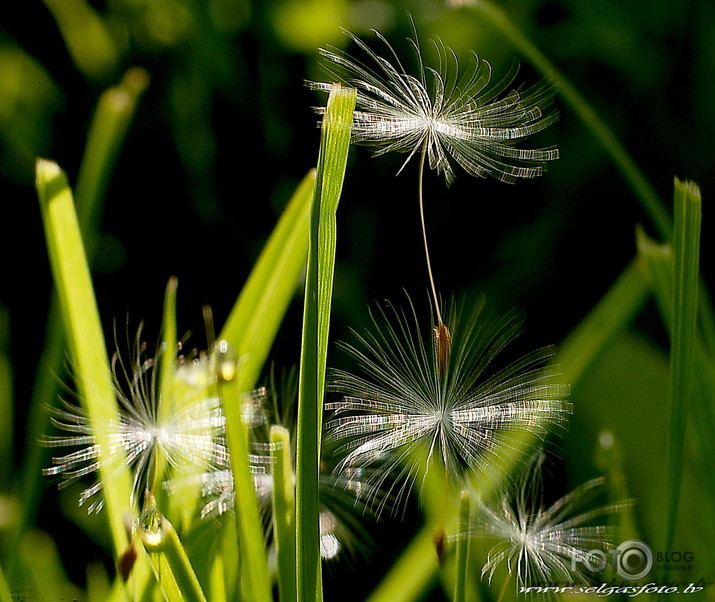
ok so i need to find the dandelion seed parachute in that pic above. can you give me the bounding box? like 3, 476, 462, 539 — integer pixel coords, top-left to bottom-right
173, 373, 385, 561
42, 325, 229, 513
310, 28, 559, 185
325, 297, 570, 512
471, 453, 630, 588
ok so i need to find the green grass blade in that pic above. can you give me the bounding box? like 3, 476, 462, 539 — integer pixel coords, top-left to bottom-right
460, 0, 671, 239
557, 259, 650, 387
453, 491, 471, 602
138, 506, 208, 602
154, 277, 184, 522
220, 169, 315, 390
203, 170, 313, 599
295, 83, 355, 602
637, 224, 715, 540
42, 0, 120, 80
216, 347, 272, 602
14, 70, 148, 551
159, 276, 179, 428
271, 425, 297, 602
594, 430, 640, 542
666, 180, 701, 547
75, 67, 150, 243
367, 528, 439, 602
0, 561, 11, 602
369, 256, 650, 601
35, 159, 132, 555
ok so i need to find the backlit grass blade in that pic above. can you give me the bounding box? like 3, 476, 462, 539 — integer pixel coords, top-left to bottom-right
369, 256, 650, 602
637, 181, 703, 548
220, 169, 315, 391
16, 69, 148, 550
159, 276, 179, 428
666, 178, 701, 548
217, 346, 272, 602
138, 505, 208, 602
35, 159, 131, 554
295, 83, 355, 602
43, 0, 120, 80
636, 225, 715, 540
557, 259, 649, 387
156, 277, 188, 524
271, 425, 297, 602
208, 170, 313, 598
75, 67, 150, 245
367, 528, 439, 602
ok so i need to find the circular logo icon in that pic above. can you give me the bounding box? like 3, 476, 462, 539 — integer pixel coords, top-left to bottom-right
615, 540, 653, 580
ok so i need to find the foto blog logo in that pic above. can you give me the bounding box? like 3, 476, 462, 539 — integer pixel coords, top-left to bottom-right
573, 540, 654, 580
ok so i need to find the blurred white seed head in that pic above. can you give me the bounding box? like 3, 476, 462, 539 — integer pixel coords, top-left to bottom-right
472, 454, 630, 588
43, 325, 228, 513
309, 27, 559, 185
186, 372, 384, 561
326, 296, 570, 512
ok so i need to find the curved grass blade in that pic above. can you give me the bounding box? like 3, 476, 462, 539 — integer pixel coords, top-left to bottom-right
206, 169, 313, 599
75, 67, 151, 245
636, 181, 704, 549
137, 503, 208, 602
216, 346, 272, 602
271, 425, 297, 602
220, 169, 315, 391
557, 259, 649, 386
367, 528, 439, 602
35, 159, 132, 554
666, 179, 701, 548
296, 83, 356, 602
42, 0, 120, 80
15, 70, 148, 555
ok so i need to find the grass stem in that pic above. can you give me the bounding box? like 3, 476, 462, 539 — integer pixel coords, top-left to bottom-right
295, 83, 355, 602
271, 425, 297, 602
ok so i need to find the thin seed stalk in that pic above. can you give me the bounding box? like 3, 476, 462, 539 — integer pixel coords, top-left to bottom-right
417, 142, 453, 380
417, 141, 444, 328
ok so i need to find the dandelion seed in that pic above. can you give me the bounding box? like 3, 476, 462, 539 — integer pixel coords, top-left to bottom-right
187, 450, 378, 562
472, 454, 629, 589
310, 27, 559, 185
42, 324, 229, 513
326, 297, 570, 512
183, 371, 384, 560
311, 26, 559, 329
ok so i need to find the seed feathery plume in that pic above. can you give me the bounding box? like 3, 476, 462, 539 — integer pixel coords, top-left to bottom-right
326, 297, 570, 511
311, 26, 559, 332
171, 370, 383, 561
310, 27, 559, 185
42, 325, 228, 513
472, 453, 629, 588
